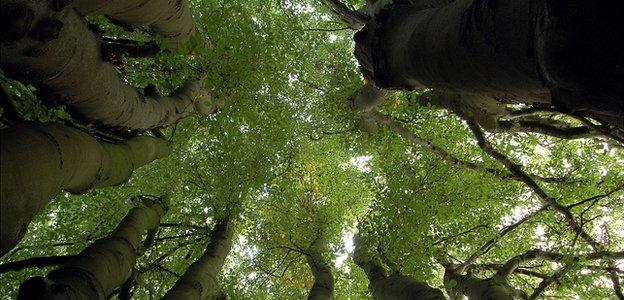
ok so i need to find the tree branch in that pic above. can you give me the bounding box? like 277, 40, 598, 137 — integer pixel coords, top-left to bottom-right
457, 205, 548, 272
470, 264, 550, 280
160, 222, 209, 231
463, 116, 624, 299
464, 117, 598, 249
507, 105, 561, 118
373, 111, 578, 185
496, 119, 595, 140
302, 26, 351, 32
528, 264, 570, 300
319, 0, 369, 30
0, 83, 24, 125
566, 183, 624, 210
572, 115, 624, 145
0, 255, 76, 273
101, 37, 161, 58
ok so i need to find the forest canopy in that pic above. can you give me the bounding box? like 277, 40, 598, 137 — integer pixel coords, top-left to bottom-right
0, 0, 623, 299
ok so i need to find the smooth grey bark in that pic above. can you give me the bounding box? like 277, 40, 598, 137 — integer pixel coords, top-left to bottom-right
0, 122, 169, 257
73, 0, 197, 50
354, 0, 624, 129
350, 82, 392, 112
306, 237, 334, 300
444, 268, 523, 300
353, 234, 445, 300
17, 198, 167, 299
0, 1, 215, 130
162, 213, 235, 299
321, 0, 369, 30
367, 269, 447, 300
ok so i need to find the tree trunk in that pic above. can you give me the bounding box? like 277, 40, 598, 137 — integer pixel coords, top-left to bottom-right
350, 82, 392, 112
444, 268, 520, 300
353, 235, 445, 300
354, 0, 624, 129
0, 122, 169, 257
73, 0, 197, 50
0, 255, 75, 273
0, 2, 215, 131
367, 272, 447, 300
306, 238, 334, 300
16, 197, 168, 299
322, 0, 369, 30
162, 214, 235, 299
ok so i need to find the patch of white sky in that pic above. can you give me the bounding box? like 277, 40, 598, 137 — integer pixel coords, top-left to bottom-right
499, 191, 540, 228
330, 155, 372, 271
333, 227, 356, 271
240, 124, 250, 133
592, 205, 623, 244
405, 148, 422, 164
284, 0, 316, 13
349, 155, 372, 173
224, 233, 261, 282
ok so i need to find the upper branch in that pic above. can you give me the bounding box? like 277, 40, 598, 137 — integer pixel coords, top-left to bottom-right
320, 0, 369, 30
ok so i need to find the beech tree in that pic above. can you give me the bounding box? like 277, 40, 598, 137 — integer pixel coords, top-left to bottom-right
0, 122, 169, 257
1, 0, 622, 299
353, 231, 446, 299
163, 210, 235, 299
17, 196, 167, 299
73, 0, 197, 50
352, 0, 624, 130
0, 0, 201, 256
0, 1, 214, 130
306, 237, 335, 300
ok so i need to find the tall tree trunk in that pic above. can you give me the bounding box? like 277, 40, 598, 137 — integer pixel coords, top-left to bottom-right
0, 122, 169, 257
162, 213, 235, 299
350, 82, 392, 112
73, 0, 197, 50
0, 2, 215, 131
366, 272, 447, 300
353, 235, 445, 300
306, 237, 334, 300
444, 268, 522, 300
16, 197, 168, 299
354, 0, 624, 129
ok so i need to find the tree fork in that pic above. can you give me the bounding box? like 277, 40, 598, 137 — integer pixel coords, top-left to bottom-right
17, 197, 168, 299
443, 267, 523, 300
101, 37, 161, 68
73, 0, 198, 50
0, 1, 215, 130
0, 122, 170, 257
